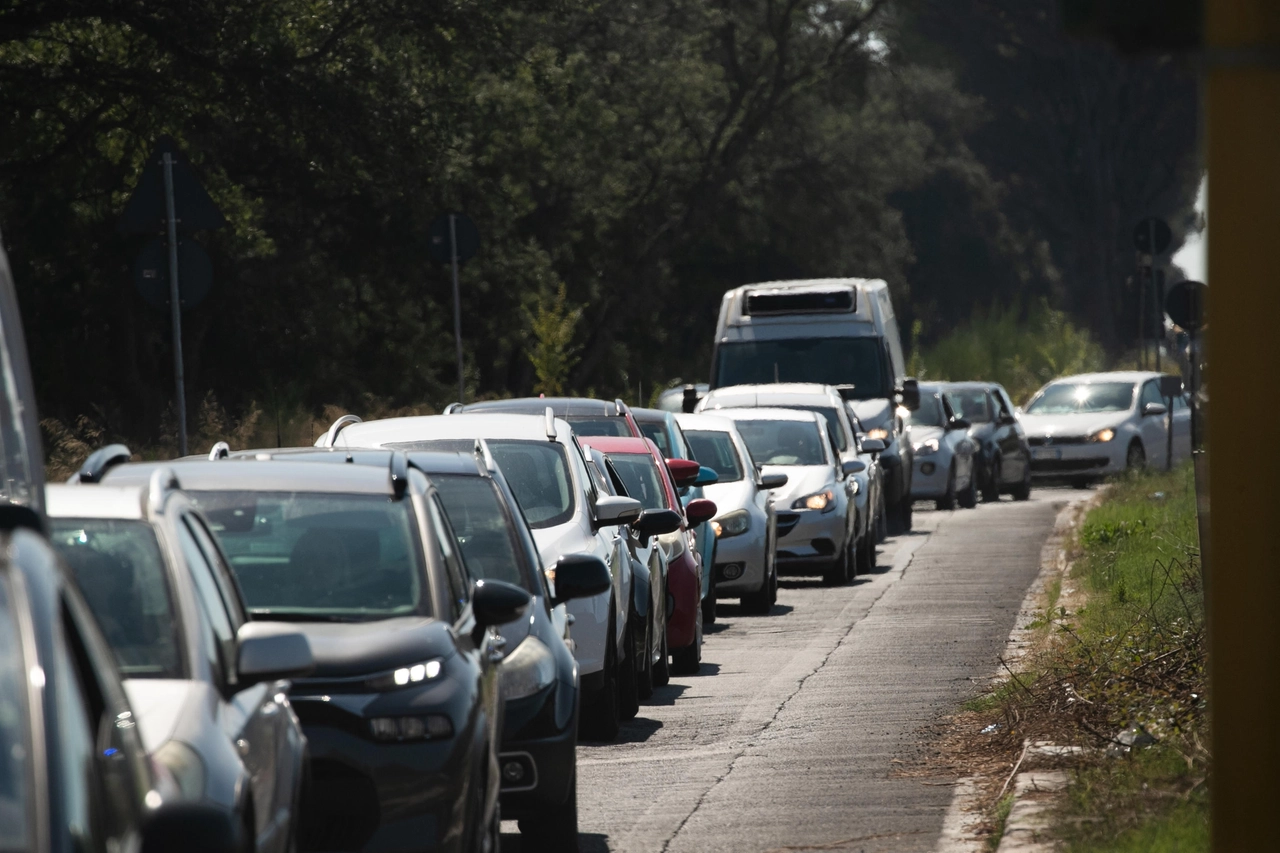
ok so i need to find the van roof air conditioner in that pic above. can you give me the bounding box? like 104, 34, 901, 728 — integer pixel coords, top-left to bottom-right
744, 288, 855, 316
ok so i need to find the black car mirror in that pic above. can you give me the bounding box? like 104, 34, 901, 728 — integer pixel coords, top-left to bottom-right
947, 417, 972, 431
236, 623, 315, 686
998, 412, 1017, 426
858, 438, 885, 454
142, 803, 244, 853
759, 471, 789, 490
896, 378, 921, 411
841, 459, 866, 476
471, 579, 531, 636
633, 508, 682, 537
550, 553, 612, 607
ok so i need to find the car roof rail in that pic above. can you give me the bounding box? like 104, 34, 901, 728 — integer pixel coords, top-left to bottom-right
320, 414, 362, 447
545, 407, 557, 440
614, 398, 630, 416
147, 467, 181, 515
208, 441, 230, 461
73, 443, 133, 484
389, 451, 409, 500
443, 402, 464, 415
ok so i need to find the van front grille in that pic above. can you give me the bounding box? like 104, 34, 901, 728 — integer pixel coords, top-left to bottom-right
745, 289, 855, 315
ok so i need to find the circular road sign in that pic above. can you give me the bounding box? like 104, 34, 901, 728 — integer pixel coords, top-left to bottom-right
1165, 279, 1207, 331
133, 237, 214, 310
428, 212, 480, 264
1133, 217, 1173, 255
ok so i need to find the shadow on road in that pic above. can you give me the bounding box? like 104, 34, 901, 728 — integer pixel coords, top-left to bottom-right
642, 683, 688, 707
616, 715, 664, 744
691, 661, 720, 677
704, 620, 731, 635
715, 602, 795, 619
501, 831, 612, 852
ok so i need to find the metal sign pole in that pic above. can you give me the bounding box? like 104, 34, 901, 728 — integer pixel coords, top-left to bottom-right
162, 153, 188, 456
1138, 264, 1147, 369
1150, 219, 1162, 373
449, 213, 465, 404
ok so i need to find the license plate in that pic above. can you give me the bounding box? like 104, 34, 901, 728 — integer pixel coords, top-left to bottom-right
1032, 447, 1062, 461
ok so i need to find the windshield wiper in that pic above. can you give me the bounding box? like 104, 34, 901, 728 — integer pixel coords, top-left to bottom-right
247, 609, 359, 623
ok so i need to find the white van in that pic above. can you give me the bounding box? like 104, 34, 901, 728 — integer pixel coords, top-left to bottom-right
710, 278, 918, 532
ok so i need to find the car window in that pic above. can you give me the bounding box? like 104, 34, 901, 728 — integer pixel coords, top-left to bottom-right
186, 515, 247, 625
638, 421, 671, 455
608, 454, 671, 511
948, 388, 993, 423
565, 417, 631, 437
432, 475, 527, 589
177, 518, 238, 682
769, 406, 847, 452
907, 393, 946, 428
53, 601, 102, 852
49, 519, 184, 679
428, 496, 470, 620
196, 491, 430, 621
1174, 393, 1189, 411
1025, 381, 1135, 414
994, 387, 1015, 417
0, 576, 31, 850
734, 420, 828, 466
484, 440, 576, 529
1141, 380, 1164, 409
684, 430, 745, 483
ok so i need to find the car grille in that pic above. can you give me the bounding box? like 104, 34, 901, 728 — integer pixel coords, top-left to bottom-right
775, 512, 801, 536
1031, 457, 1110, 472
1027, 435, 1088, 446
299, 759, 380, 852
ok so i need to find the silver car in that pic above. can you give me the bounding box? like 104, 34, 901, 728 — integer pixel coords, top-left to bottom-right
908, 384, 978, 510
676, 413, 785, 613
46, 473, 313, 853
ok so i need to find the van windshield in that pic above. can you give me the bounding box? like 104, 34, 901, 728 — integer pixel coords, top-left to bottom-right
715, 338, 887, 399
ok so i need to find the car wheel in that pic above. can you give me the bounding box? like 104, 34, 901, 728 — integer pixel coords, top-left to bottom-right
702, 570, 717, 626
580, 618, 620, 741
936, 465, 957, 511
519, 768, 578, 850
653, 619, 670, 687
1011, 463, 1032, 501
1126, 441, 1146, 472
875, 495, 887, 543
618, 616, 640, 721
822, 542, 849, 586
899, 493, 913, 532
859, 527, 875, 574
958, 470, 977, 509
981, 455, 1001, 502
637, 608, 654, 701
672, 640, 700, 674
741, 562, 772, 614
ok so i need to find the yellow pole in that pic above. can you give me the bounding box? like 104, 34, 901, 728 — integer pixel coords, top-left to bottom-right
1205, 2, 1280, 849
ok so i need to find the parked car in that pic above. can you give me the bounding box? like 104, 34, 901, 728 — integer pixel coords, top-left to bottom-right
697, 383, 881, 574
908, 384, 978, 510
47, 476, 313, 853
582, 445, 673, 694
676, 413, 784, 613
447, 396, 641, 438
942, 382, 1032, 502
97, 455, 530, 853
711, 408, 863, 585
1019, 371, 1193, 486
709, 278, 918, 533
0, 238, 243, 853
580, 436, 716, 674
320, 413, 643, 742
220, 446, 610, 849
630, 407, 719, 623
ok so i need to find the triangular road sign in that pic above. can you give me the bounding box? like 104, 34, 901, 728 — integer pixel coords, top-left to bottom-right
118, 136, 228, 235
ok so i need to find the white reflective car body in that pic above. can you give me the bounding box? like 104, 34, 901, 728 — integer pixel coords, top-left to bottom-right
325, 414, 633, 682
1019, 372, 1193, 482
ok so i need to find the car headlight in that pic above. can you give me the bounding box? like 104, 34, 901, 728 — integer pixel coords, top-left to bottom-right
153, 741, 204, 800
500, 636, 557, 701
792, 488, 837, 512
865, 428, 890, 441
711, 509, 751, 538
365, 659, 444, 691
914, 438, 939, 456
1090, 428, 1116, 443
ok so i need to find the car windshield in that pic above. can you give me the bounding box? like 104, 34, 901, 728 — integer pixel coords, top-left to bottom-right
714, 338, 887, 399
431, 474, 527, 588
1026, 382, 1135, 414
566, 416, 632, 437
948, 388, 992, 423
772, 405, 846, 451
908, 394, 946, 428
734, 420, 828, 466
49, 519, 184, 678
684, 430, 745, 483
195, 492, 429, 620
0, 577, 30, 851
608, 454, 670, 511
638, 421, 671, 455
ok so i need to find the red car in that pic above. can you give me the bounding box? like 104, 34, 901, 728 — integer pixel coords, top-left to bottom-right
581, 436, 717, 675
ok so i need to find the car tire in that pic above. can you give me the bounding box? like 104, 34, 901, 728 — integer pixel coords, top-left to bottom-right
875, 495, 887, 543
672, 640, 700, 675
936, 466, 957, 511
958, 471, 977, 509
653, 622, 670, 687
580, 617, 620, 742
741, 563, 772, 614
1126, 441, 1146, 472
702, 570, 717, 626
519, 768, 579, 851
618, 616, 640, 722
981, 456, 1001, 502
637, 608, 654, 701
898, 493, 913, 533
822, 542, 849, 586
1011, 463, 1032, 501
859, 526, 876, 573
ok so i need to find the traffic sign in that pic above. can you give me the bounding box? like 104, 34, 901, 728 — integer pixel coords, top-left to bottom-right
1165, 279, 1206, 330
133, 237, 213, 311
428, 213, 479, 264
118, 137, 227, 235
1133, 217, 1172, 255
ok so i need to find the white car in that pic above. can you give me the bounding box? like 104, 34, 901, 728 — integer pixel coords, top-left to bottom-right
46, 476, 313, 853
676, 413, 785, 613
907, 384, 978, 510
319, 412, 643, 740
1020, 371, 1192, 486
709, 408, 864, 586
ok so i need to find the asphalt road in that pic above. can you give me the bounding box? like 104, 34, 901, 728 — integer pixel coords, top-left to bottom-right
502, 490, 1077, 852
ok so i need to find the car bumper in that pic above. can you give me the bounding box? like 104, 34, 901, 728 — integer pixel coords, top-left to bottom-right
711, 528, 768, 596
667, 549, 701, 650
775, 508, 845, 568
910, 454, 952, 499
1028, 442, 1125, 479
499, 685, 577, 818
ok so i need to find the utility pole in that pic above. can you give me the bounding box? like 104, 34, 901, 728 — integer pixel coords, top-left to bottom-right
449, 214, 465, 405
162, 153, 188, 456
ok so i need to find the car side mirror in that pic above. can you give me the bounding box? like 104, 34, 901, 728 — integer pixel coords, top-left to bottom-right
759, 471, 789, 490
1142, 402, 1168, 417
142, 802, 244, 853
896, 378, 921, 411
471, 579, 531, 631
633, 508, 682, 537
550, 554, 611, 607
841, 459, 866, 476
859, 438, 885, 454
593, 494, 642, 528
684, 498, 718, 526
998, 413, 1017, 426
236, 623, 314, 686
947, 417, 972, 431
666, 458, 700, 487
694, 465, 719, 486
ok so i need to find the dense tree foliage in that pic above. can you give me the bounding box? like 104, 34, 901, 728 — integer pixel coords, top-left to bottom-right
0, 0, 1198, 441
